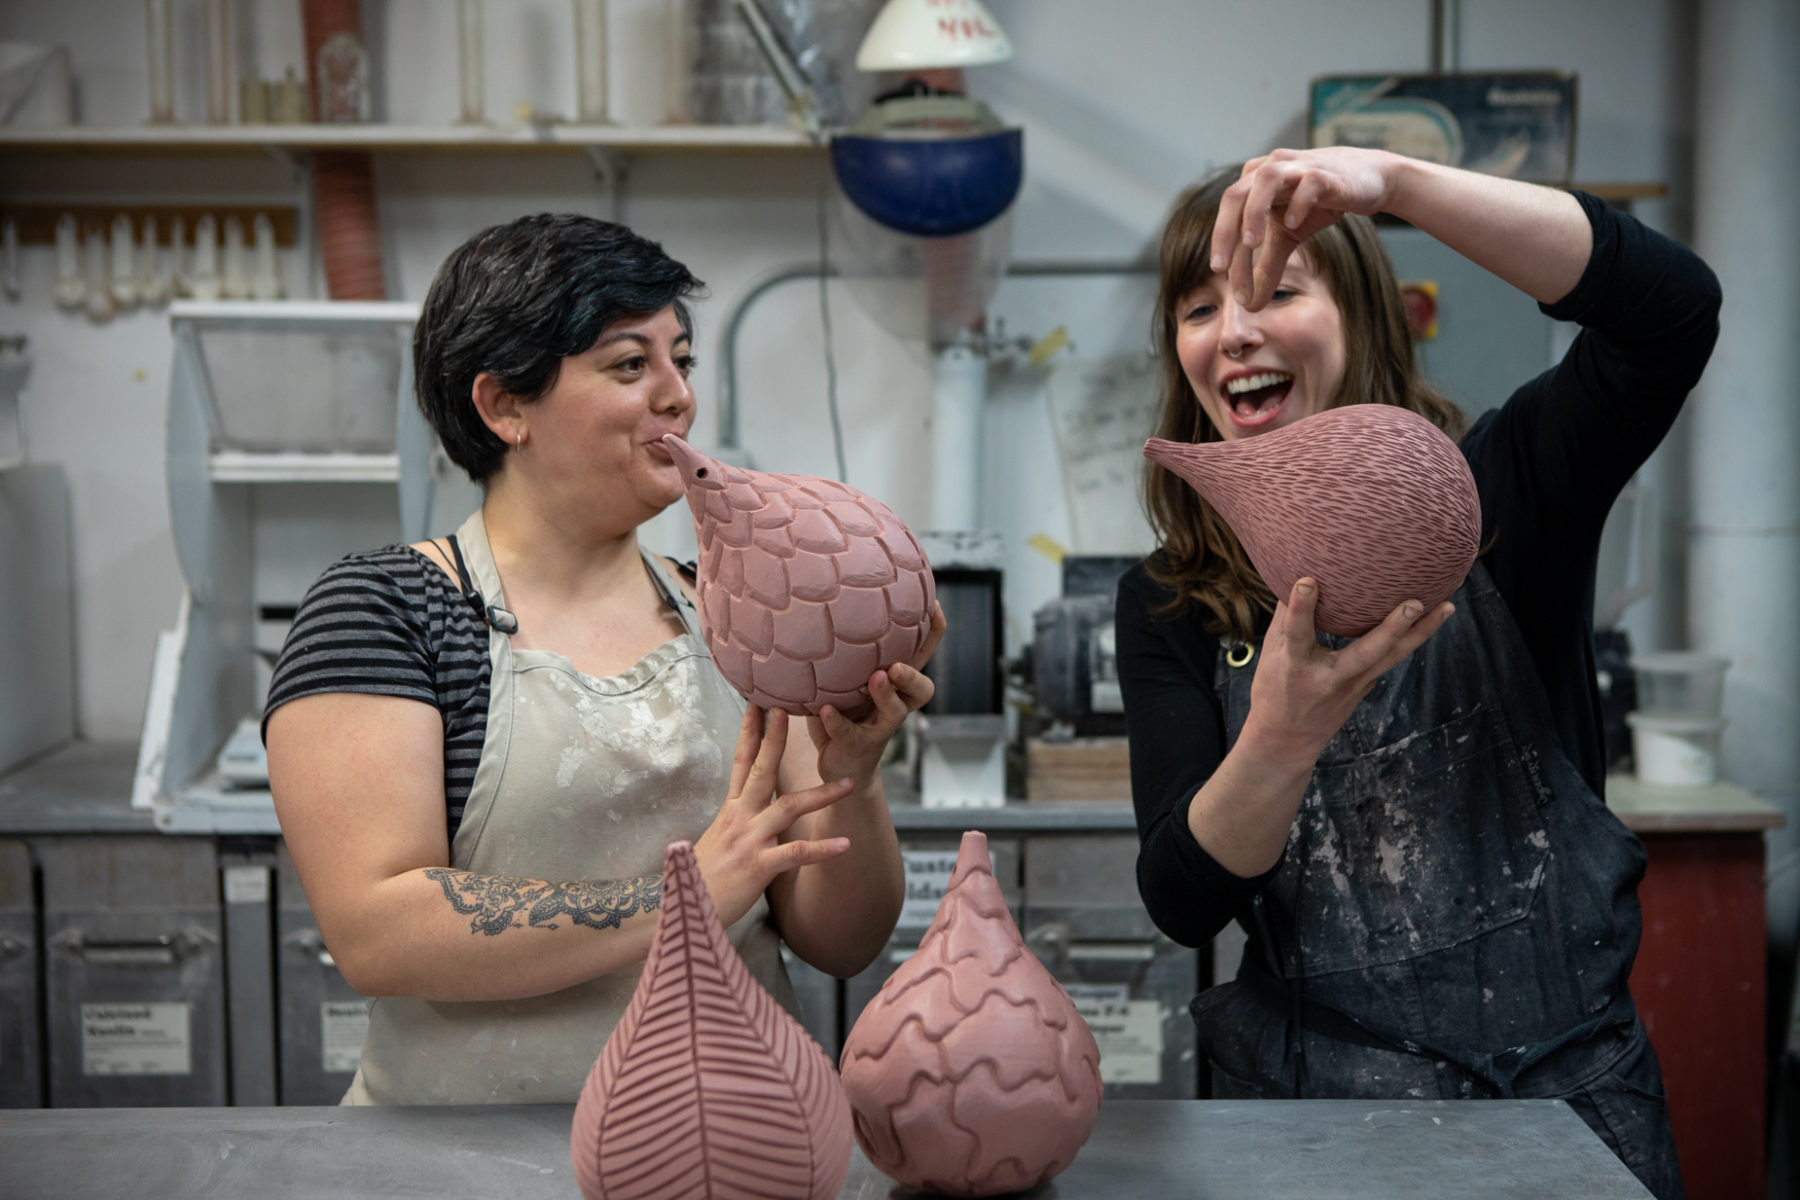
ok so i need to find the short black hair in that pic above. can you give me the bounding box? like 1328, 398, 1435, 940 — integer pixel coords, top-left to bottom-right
414, 214, 703, 481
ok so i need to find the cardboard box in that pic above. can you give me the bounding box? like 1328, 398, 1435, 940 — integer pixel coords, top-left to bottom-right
1026, 736, 1132, 804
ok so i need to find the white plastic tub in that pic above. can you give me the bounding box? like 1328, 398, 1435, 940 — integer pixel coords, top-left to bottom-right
1629, 651, 1731, 719
1627, 712, 1726, 786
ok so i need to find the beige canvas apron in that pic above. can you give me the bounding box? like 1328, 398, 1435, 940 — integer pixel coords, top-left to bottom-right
344, 510, 797, 1104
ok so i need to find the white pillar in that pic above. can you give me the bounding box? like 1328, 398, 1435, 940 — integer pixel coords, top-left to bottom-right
1692, 0, 1800, 962
929, 343, 987, 532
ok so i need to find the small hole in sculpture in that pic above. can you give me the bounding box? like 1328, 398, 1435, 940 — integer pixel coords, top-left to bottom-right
695, 467, 708, 478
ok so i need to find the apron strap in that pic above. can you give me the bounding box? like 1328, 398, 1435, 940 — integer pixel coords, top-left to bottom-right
443, 533, 520, 634
639, 549, 703, 640
1237, 955, 1635, 1097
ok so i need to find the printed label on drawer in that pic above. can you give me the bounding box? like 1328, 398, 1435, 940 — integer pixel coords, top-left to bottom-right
899, 850, 961, 928
321, 1000, 370, 1073
223, 865, 270, 904
81, 1003, 192, 1076
1064, 984, 1162, 1084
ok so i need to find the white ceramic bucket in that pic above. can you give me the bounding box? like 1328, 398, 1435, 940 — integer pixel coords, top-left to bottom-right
1627, 712, 1726, 786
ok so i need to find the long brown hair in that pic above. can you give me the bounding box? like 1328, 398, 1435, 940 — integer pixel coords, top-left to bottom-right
1143, 166, 1468, 642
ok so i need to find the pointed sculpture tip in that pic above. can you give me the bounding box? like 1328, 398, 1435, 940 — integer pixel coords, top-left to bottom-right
659, 434, 716, 489
949, 830, 994, 884
1143, 437, 1175, 465
662, 838, 697, 879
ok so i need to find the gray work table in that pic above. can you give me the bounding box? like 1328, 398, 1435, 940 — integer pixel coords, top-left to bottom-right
0, 1099, 1649, 1198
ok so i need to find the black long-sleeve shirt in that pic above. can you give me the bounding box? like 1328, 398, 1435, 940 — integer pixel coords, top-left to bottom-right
1119, 193, 1722, 949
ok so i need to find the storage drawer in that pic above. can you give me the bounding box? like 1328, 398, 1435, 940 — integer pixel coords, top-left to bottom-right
0, 839, 43, 1107
41, 837, 227, 1107
275, 841, 366, 1105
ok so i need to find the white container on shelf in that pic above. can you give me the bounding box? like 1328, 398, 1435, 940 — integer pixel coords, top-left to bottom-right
1626, 712, 1726, 786
1629, 650, 1730, 718
0, 43, 73, 127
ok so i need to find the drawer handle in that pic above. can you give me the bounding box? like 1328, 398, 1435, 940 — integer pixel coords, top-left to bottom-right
283, 927, 337, 967
49, 927, 217, 964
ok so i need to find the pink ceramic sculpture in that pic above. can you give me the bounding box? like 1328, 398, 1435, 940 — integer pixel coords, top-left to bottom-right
838, 831, 1102, 1198
663, 435, 936, 716
570, 840, 852, 1200
1144, 404, 1481, 637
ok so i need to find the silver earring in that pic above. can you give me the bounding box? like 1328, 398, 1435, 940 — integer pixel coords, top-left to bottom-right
515, 431, 523, 447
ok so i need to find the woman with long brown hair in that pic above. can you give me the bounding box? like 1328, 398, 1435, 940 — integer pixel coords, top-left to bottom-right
1117, 146, 1719, 1200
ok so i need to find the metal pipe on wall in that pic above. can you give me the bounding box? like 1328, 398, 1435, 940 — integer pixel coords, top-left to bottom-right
1430, 0, 1460, 73
716, 258, 1152, 456
1691, 0, 1800, 1008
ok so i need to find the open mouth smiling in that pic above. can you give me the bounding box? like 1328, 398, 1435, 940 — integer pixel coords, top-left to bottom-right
1222, 370, 1295, 425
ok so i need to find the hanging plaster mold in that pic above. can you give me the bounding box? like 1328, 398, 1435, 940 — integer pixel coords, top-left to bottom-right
570, 839, 852, 1200
838, 830, 1102, 1198
663, 434, 936, 716
1144, 403, 1481, 637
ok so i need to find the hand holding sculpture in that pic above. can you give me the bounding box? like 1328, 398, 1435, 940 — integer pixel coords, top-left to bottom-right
664, 435, 937, 716
1144, 404, 1481, 637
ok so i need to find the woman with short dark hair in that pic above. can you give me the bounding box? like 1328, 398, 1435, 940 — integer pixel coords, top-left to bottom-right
266, 213, 942, 1105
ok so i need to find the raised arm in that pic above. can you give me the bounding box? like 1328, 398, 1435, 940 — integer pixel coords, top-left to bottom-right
269, 692, 857, 1002
767, 602, 946, 978
269, 692, 663, 1001
1214, 147, 1592, 310
1184, 580, 1452, 878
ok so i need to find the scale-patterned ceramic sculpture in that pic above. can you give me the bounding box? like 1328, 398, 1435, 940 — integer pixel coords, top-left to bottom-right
663, 435, 936, 716
839, 831, 1102, 1198
571, 841, 852, 1200
1144, 404, 1481, 637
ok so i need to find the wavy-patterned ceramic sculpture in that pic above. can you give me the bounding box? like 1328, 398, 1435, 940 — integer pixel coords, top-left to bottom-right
571, 841, 852, 1200
1144, 404, 1481, 637
839, 831, 1102, 1197
663, 435, 936, 716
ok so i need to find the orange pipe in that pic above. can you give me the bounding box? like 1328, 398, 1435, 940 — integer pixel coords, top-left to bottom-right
303, 0, 385, 300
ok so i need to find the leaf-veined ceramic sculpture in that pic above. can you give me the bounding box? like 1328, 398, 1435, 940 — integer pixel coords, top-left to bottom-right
663, 434, 936, 716
570, 840, 852, 1200
1144, 403, 1481, 637
838, 831, 1102, 1197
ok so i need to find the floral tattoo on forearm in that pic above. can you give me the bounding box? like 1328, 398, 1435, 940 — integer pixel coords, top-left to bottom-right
423, 868, 663, 936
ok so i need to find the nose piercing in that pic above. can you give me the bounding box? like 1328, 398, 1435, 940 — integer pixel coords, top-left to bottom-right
1227, 347, 1243, 359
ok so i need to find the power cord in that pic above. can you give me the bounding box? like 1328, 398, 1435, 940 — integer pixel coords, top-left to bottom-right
815, 176, 847, 483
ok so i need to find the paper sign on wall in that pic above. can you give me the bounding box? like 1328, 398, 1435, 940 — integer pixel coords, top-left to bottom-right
81, 1002, 192, 1076
321, 1000, 370, 1073
1063, 983, 1163, 1084
898, 849, 962, 929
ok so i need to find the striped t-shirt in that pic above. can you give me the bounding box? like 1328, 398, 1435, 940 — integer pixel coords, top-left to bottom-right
263, 544, 490, 839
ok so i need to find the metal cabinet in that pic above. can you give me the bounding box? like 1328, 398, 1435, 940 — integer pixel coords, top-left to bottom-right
779, 945, 841, 1061
220, 845, 277, 1105
0, 839, 43, 1106
275, 841, 367, 1105
40, 836, 227, 1106
1022, 835, 1200, 1099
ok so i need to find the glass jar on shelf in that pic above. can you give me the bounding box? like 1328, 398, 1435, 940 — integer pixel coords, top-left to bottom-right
316, 32, 371, 123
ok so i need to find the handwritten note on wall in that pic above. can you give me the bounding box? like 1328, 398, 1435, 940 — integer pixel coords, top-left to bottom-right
1045, 354, 1160, 556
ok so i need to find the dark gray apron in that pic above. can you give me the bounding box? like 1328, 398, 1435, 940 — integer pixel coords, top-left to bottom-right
1196, 562, 1683, 1199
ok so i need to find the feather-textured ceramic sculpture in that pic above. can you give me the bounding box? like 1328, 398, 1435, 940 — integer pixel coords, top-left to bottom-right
1144, 404, 1481, 637
663, 435, 936, 716
571, 840, 852, 1200
839, 831, 1102, 1198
